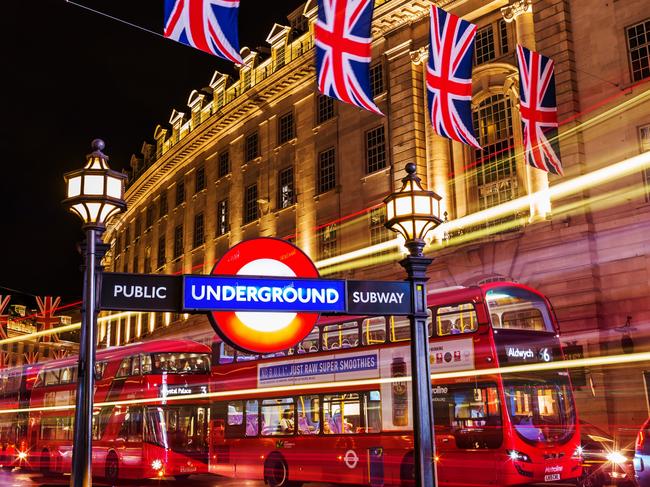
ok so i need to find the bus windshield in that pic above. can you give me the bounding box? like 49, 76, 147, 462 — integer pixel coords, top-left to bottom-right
145, 405, 209, 454
503, 373, 576, 445
486, 286, 554, 332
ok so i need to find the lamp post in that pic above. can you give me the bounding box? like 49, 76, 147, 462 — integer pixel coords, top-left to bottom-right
63, 139, 126, 487
384, 162, 442, 487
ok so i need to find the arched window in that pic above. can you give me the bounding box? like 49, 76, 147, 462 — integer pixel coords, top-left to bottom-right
473, 94, 517, 210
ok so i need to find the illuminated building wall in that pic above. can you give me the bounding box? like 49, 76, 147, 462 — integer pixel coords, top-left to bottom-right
104, 0, 650, 443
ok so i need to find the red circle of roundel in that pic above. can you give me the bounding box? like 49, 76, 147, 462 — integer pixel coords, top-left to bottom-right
208, 238, 320, 354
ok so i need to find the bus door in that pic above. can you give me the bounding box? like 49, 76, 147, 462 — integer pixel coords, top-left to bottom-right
115, 406, 144, 477
433, 383, 502, 485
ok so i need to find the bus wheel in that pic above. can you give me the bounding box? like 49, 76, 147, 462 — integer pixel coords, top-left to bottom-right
399, 452, 415, 487
105, 452, 119, 484
264, 455, 297, 487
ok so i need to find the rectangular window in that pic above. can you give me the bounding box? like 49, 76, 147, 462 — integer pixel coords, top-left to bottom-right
278, 167, 295, 209
218, 151, 230, 178
365, 126, 386, 173
191, 109, 200, 128
318, 148, 336, 194
175, 180, 185, 207
297, 395, 320, 435
317, 223, 337, 260
369, 62, 384, 98
322, 321, 359, 350
317, 94, 335, 125
146, 206, 154, 229
242, 69, 252, 91
474, 24, 496, 65
261, 397, 295, 436
193, 213, 205, 248
195, 166, 206, 193
159, 192, 168, 217
369, 207, 390, 245
498, 19, 509, 54
278, 112, 295, 144
132, 254, 138, 274
362, 317, 386, 346
275, 44, 286, 71
640, 124, 650, 201
627, 19, 650, 82
244, 184, 259, 224
216, 90, 225, 110
435, 303, 479, 336
125, 227, 130, 248
322, 393, 361, 434
134, 217, 141, 240
144, 246, 151, 273
157, 236, 166, 268
173, 224, 183, 259
217, 199, 229, 236
245, 132, 259, 162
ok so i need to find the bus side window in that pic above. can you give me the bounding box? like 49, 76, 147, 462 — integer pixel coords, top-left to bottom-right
245, 400, 258, 437
116, 358, 131, 378
364, 391, 382, 433
298, 328, 319, 354
261, 398, 295, 436
45, 369, 60, 386
236, 350, 259, 362
94, 361, 107, 380
118, 407, 143, 442
297, 395, 320, 435
362, 317, 386, 346
141, 355, 152, 374
322, 322, 359, 351
435, 303, 478, 336
225, 401, 244, 438
389, 316, 410, 342
322, 393, 361, 434
131, 355, 141, 375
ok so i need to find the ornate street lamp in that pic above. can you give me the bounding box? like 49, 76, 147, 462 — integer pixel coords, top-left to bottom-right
63, 139, 126, 487
384, 162, 442, 487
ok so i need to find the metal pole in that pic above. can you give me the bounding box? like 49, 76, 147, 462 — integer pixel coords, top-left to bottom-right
70, 228, 97, 487
400, 241, 436, 487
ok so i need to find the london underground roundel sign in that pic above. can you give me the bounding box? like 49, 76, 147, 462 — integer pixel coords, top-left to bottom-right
209, 238, 320, 354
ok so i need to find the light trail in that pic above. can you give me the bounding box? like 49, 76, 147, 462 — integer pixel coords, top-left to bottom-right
0, 311, 145, 347
2, 350, 648, 416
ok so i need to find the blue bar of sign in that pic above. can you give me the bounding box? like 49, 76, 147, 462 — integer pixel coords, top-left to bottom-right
183, 275, 346, 313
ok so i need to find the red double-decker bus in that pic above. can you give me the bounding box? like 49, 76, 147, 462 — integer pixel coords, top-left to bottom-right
21, 339, 211, 481
207, 282, 581, 486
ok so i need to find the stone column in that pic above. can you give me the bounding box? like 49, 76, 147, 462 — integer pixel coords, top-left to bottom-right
502, 0, 551, 219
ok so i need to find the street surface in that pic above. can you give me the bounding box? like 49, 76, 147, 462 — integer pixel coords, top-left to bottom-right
0, 469, 580, 487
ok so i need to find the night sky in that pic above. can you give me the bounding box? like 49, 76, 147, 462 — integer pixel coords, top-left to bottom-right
2, 0, 302, 304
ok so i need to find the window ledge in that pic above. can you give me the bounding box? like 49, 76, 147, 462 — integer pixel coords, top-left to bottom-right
275, 204, 297, 216
313, 115, 338, 134
191, 244, 206, 253
275, 137, 298, 152
216, 173, 232, 184
314, 189, 336, 201
361, 166, 390, 183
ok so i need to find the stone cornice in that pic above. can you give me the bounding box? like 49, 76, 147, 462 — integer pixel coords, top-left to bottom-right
500, 0, 532, 23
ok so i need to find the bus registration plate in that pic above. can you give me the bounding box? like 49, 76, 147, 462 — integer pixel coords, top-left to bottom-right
544, 473, 560, 482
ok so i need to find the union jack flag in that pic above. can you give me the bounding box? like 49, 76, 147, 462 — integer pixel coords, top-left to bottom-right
35, 296, 61, 343
164, 0, 243, 64
517, 45, 562, 175
426, 5, 480, 148
314, 0, 383, 115
0, 295, 10, 340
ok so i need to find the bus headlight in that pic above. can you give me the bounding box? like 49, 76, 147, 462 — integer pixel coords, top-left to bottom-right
606, 451, 627, 465
151, 459, 163, 471
572, 445, 584, 459
507, 450, 532, 462
17, 451, 27, 461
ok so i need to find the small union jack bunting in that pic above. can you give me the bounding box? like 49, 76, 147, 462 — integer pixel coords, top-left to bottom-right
36, 296, 62, 343
164, 0, 243, 64
426, 5, 480, 148
314, 0, 383, 115
517, 45, 563, 175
